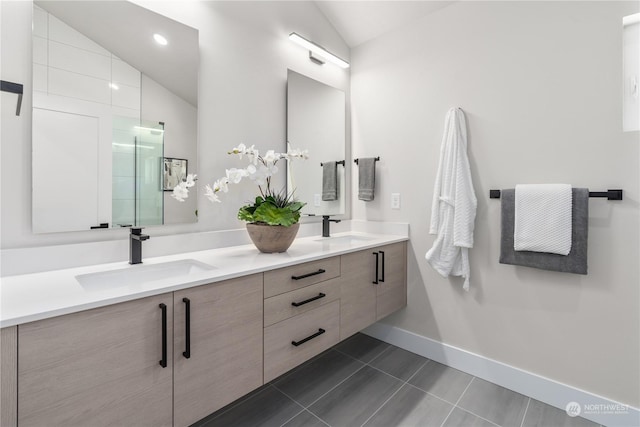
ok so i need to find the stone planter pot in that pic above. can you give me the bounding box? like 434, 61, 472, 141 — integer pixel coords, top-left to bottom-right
246, 222, 300, 253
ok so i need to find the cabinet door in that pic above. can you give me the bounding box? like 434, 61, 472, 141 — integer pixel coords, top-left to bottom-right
340, 249, 378, 339
173, 274, 263, 427
376, 242, 407, 320
1, 326, 17, 427
18, 294, 173, 427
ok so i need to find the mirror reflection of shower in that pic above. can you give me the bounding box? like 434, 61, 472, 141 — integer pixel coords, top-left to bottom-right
112, 117, 164, 227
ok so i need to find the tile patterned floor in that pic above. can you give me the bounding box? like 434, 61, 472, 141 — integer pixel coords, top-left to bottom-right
193, 333, 602, 427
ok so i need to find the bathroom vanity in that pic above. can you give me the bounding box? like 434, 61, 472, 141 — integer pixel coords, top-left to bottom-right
0, 233, 407, 427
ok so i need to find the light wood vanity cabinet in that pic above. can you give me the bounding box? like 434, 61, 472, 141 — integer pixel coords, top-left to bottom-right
12, 275, 263, 427
1, 327, 17, 427
173, 274, 263, 427
2, 240, 407, 426
340, 242, 407, 339
263, 257, 342, 382
17, 293, 174, 427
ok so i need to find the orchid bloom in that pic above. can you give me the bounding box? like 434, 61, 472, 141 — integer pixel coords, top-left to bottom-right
172, 144, 306, 204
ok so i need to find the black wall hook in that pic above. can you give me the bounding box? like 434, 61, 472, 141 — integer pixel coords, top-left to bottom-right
1, 80, 24, 116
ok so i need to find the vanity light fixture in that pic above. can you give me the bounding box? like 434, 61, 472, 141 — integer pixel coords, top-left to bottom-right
153, 33, 168, 46
289, 32, 349, 69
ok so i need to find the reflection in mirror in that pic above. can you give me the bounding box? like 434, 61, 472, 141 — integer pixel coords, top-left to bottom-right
31, 1, 198, 233
287, 70, 346, 216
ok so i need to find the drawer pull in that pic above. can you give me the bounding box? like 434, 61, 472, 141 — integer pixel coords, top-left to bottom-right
291, 268, 326, 280
291, 293, 326, 307
380, 250, 385, 283
291, 328, 326, 347
159, 303, 167, 368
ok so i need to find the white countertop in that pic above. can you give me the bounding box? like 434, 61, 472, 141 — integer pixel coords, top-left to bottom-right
0, 231, 408, 328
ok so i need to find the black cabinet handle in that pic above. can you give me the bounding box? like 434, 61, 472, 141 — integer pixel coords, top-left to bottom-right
291, 269, 326, 280
182, 298, 191, 359
291, 293, 326, 307
159, 303, 167, 368
373, 252, 379, 284
292, 328, 326, 347
379, 251, 385, 283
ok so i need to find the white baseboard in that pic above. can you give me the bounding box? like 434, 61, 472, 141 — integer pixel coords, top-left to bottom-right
363, 323, 639, 427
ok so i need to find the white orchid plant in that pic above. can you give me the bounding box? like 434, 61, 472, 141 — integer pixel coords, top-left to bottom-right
172, 143, 309, 227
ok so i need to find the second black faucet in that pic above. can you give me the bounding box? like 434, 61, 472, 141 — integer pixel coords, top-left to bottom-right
322, 215, 341, 237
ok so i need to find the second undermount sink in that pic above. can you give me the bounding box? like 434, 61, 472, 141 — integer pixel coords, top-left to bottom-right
76, 259, 215, 290
313, 234, 376, 245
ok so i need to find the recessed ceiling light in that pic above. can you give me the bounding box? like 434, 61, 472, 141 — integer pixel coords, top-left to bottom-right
109, 83, 119, 90
153, 33, 168, 46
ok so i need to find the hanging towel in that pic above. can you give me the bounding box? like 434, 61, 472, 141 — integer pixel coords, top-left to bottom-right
358, 158, 376, 201
322, 161, 338, 201
500, 188, 588, 274
514, 184, 572, 255
425, 107, 477, 291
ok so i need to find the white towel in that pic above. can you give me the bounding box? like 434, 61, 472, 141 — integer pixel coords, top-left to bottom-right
425, 107, 477, 291
514, 184, 572, 255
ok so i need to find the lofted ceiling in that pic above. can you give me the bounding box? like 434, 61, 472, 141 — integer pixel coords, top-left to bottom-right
36, 1, 199, 107
314, 1, 455, 48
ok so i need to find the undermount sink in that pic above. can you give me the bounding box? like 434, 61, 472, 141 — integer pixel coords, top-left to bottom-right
313, 234, 375, 245
76, 259, 215, 290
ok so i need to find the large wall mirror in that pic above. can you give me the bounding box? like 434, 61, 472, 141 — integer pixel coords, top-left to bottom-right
287, 70, 346, 216
32, 1, 199, 233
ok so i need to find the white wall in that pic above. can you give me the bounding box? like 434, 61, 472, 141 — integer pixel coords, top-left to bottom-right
351, 0, 639, 407
0, 0, 349, 249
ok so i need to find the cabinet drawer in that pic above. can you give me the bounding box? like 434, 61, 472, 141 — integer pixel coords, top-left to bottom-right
264, 278, 340, 327
264, 256, 340, 298
264, 300, 339, 382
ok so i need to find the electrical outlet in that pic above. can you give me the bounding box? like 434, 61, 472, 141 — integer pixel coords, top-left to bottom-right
391, 193, 401, 209
314, 194, 321, 207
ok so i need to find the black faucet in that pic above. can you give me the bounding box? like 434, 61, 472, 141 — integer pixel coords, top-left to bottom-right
322, 215, 341, 237
129, 227, 150, 264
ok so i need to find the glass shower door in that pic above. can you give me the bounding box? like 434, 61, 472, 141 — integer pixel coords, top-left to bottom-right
135, 120, 164, 226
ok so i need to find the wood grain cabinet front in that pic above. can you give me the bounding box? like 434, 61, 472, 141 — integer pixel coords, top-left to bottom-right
173, 274, 263, 427
340, 242, 407, 340
17, 293, 174, 427
1, 326, 17, 427
264, 300, 340, 382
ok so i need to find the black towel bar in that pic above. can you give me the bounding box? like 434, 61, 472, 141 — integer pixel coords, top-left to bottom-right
320, 160, 345, 167
489, 189, 623, 200
354, 157, 380, 165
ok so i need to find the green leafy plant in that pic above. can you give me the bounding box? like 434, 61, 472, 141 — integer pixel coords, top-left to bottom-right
238, 190, 305, 227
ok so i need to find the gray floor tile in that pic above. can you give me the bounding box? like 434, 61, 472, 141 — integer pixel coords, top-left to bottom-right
369, 346, 428, 381
443, 408, 497, 427
273, 349, 364, 406
364, 384, 453, 427
308, 365, 403, 427
408, 360, 473, 403
333, 333, 390, 363
457, 378, 528, 427
523, 399, 600, 427
282, 410, 328, 427
204, 385, 303, 427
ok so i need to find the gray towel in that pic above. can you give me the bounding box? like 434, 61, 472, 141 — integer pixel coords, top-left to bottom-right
322, 161, 338, 201
358, 158, 376, 201
499, 188, 588, 274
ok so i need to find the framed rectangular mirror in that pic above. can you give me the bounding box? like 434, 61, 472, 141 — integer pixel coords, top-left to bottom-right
32, 0, 199, 233
286, 70, 346, 216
